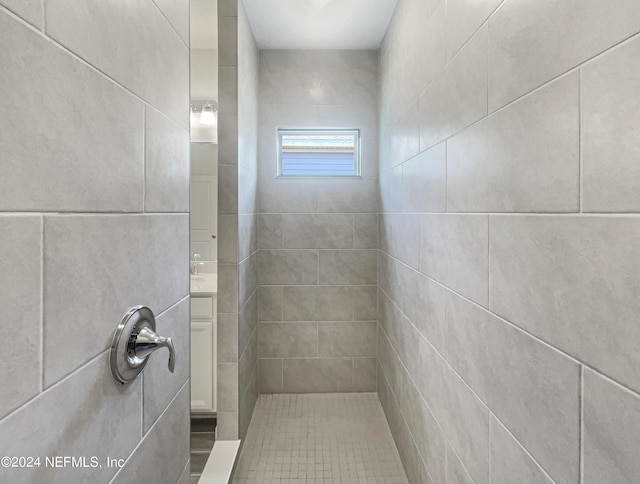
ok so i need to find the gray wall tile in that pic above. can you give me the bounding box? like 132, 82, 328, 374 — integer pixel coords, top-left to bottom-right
490, 416, 554, 484
353, 358, 377, 392
217, 362, 239, 412
43, 215, 188, 387
447, 293, 580, 484
0, 0, 42, 28
379, 291, 420, 381
401, 143, 446, 213
257, 214, 283, 249
143, 298, 189, 432
152, 0, 189, 45
256, 50, 379, 398
488, 0, 640, 110
418, 26, 487, 150
318, 322, 377, 357
283, 285, 353, 322
144, 107, 190, 212
353, 285, 377, 321
319, 250, 377, 285
45, 0, 189, 126
0, 0, 190, 477
490, 215, 640, 393
582, 36, 640, 212
258, 322, 317, 358
0, 12, 144, 212
379, 0, 640, 482
417, 337, 490, 484
283, 358, 353, 393
447, 447, 475, 484
113, 383, 189, 484
282, 213, 353, 249
218, 15, 238, 67
446, 0, 502, 60
0, 216, 42, 419
0, 353, 142, 484
258, 358, 283, 393
400, 374, 447, 484
317, 178, 378, 213
447, 73, 579, 213
583, 369, 640, 484
258, 286, 283, 321
397, 263, 447, 354
354, 213, 378, 249
259, 178, 318, 213
380, 213, 420, 270
258, 250, 318, 285
419, 214, 489, 307
218, 313, 239, 362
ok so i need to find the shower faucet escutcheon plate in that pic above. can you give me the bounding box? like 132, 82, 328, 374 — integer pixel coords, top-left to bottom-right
109, 305, 175, 384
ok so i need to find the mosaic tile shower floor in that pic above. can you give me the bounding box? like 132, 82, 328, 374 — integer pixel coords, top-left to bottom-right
233, 393, 409, 484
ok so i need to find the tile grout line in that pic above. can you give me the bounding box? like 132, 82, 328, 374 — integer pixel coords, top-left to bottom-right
39, 215, 45, 393
579, 365, 585, 484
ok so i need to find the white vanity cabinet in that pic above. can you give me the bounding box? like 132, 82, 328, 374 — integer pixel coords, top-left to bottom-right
191, 294, 217, 413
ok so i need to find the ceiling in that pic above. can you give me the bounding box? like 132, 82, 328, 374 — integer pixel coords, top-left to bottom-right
243, 0, 398, 50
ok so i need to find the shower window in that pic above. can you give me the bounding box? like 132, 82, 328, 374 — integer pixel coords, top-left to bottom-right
277, 128, 361, 177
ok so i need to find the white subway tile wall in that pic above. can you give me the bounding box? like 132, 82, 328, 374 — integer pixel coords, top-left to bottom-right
379, 1, 640, 483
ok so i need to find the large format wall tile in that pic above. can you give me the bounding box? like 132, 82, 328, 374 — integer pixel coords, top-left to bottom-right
447, 73, 579, 213
143, 298, 189, 432
583, 369, 640, 484
400, 374, 446, 484
0, 216, 42, 419
283, 286, 353, 321
490, 215, 640, 393
144, 107, 189, 212
397, 263, 447, 354
0, 12, 144, 212
113, 383, 189, 484
419, 26, 487, 150
317, 178, 378, 213
151, 0, 189, 45
447, 294, 580, 484
282, 68, 378, 107
419, 214, 488, 306
0, 0, 42, 28
43, 215, 188, 386
0, 352, 142, 484
417, 337, 490, 484
379, 213, 420, 270
446, 0, 502, 60
401, 143, 446, 213
283, 358, 353, 392
379, 291, 420, 380
582, 36, 640, 212
319, 250, 377, 285
45, 0, 189, 126
488, 0, 640, 110
318, 322, 376, 357
259, 178, 318, 213
258, 250, 318, 285
491, 416, 554, 484
258, 322, 317, 358
282, 214, 353, 249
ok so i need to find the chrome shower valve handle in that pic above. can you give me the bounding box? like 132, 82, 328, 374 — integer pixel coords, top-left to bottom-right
110, 306, 176, 384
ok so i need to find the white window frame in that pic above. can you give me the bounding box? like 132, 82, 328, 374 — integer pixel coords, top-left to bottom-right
276, 128, 362, 177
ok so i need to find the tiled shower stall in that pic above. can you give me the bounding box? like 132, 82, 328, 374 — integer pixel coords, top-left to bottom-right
222, 0, 640, 483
